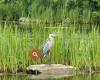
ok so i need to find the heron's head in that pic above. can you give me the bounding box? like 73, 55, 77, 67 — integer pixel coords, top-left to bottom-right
49, 32, 56, 39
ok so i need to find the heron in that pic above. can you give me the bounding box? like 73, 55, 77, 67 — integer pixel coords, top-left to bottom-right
42, 32, 56, 63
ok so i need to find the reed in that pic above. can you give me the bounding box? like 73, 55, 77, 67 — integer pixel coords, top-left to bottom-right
0, 23, 100, 73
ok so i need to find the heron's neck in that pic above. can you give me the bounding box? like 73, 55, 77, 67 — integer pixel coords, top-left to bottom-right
49, 36, 54, 41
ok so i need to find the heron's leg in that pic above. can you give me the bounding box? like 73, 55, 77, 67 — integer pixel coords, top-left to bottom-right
41, 56, 47, 64
42, 55, 50, 64
48, 52, 51, 65
43, 57, 46, 64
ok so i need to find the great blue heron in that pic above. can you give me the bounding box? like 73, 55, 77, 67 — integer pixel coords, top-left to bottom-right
42, 32, 56, 62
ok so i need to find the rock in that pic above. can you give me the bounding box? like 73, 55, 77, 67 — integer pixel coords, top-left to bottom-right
27, 64, 77, 78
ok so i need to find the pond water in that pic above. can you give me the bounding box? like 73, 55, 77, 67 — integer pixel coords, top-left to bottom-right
0, 74, 100, 80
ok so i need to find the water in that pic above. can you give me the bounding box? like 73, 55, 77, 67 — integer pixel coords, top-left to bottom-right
0, 74, 100, 80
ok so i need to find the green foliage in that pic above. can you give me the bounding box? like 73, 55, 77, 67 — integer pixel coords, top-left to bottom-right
0, 0, 99, 74
0, 23, 100, 72
92, 11, 100, 24
0, 0, 99, 24
0, 0, 23, 20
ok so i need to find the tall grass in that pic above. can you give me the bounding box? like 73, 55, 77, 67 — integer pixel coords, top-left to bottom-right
0, 23, 100, 73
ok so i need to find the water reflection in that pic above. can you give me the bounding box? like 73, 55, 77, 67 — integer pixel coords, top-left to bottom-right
0, 74, 100, 80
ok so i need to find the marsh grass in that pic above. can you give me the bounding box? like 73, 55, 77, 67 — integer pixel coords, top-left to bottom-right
0, 23, 100, 73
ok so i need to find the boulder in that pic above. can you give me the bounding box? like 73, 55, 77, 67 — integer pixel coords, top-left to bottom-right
27, 64, 77, 79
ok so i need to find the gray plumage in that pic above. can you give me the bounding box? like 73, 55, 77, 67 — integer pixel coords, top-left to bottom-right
42, 33, 56, 57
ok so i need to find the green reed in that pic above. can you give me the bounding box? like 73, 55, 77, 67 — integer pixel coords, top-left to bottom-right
0, 23, 100, 73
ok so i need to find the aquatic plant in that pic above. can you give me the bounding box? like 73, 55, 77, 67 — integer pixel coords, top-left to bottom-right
0, 23, 100, 73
